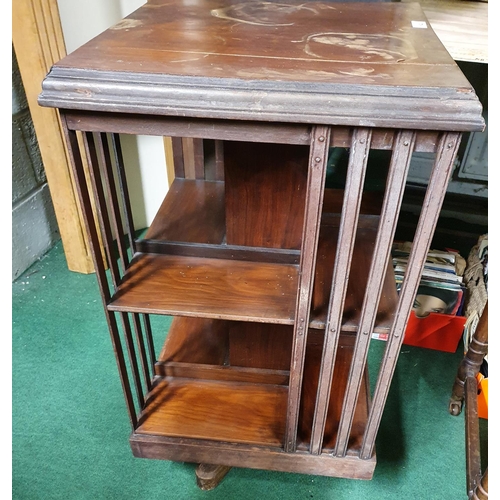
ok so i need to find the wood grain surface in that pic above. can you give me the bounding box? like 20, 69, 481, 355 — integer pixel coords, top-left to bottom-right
136, 377, 288, 446
224, 141, 308, 249
414, 0, 488, 63
145, 179, 225, 244
39, 2, 484, 130
108, 253, 299, 323
52, 1, 468, 86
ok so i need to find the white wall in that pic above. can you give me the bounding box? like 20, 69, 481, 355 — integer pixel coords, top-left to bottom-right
56, 0, 168, 230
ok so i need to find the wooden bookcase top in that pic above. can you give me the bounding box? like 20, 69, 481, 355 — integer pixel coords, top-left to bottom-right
38, 0, 484, 131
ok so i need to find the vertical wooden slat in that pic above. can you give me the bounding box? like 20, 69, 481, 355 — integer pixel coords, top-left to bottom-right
360, 131, 462, 460
111, 133, 137, 255
142, 314, 157, 375
284, 125, 331, 453
182, 137, 204, 179
171, 137, 185, 178
97, 133, 130, 270
193, 138, 205, 179
119, 313, 146, 409
309, 127, 373, 455
334, 130, 416, 458
215, 140, 225, 181
131, 313, 153, 391
83, 133, 121, 288
163, 137, 176, 187
62, 122, 137, 429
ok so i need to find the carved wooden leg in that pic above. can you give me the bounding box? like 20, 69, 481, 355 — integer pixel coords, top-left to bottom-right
471, 467, 488, 499
449, 302, 488, 499
195, 464, 232, 490
449, 303, 488, 416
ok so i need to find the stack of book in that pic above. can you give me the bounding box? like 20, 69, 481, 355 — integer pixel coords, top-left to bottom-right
392, 244, 465, 318
371, 242, 466, 345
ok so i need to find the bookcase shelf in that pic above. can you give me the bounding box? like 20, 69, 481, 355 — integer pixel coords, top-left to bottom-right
134, 318, 370, 455
111, 178, 397, 333
108, 253, 299, 324
39, 0, 484, 489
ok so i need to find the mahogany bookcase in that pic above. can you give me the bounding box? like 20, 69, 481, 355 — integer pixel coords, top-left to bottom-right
38, 0, 484, 487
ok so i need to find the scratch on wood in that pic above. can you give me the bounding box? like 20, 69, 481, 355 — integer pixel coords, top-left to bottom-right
75, 88, 93, 97
236, 66, 390, 82
338, 67, 375, 77
211, 1, 318, 27
303, 32, 418, 62
170, 54, 210, 64
110, 19, 143, 30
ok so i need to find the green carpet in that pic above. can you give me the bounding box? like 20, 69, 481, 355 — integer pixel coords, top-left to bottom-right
12, 242, 478, 499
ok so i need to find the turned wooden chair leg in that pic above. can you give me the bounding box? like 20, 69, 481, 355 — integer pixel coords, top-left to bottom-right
471, 467, 488, 500
195, 464, 232, 490
449, 302, 488, 499
449, 303, 488, 417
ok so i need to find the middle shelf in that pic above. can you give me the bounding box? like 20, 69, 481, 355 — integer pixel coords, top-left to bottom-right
107, 178, 398, 333
108, 253, 299, 323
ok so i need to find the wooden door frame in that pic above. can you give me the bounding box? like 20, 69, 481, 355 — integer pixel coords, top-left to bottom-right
13, 0, 96, 273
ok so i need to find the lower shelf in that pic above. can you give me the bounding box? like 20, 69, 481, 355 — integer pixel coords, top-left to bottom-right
136, 377, 288, 447
130, 317, 375, 478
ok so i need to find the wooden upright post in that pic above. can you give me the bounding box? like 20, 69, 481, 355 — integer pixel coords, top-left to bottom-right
13, 0, 96, 273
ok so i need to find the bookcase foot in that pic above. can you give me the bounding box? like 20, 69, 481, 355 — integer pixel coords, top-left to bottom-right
195, 463, 232, 490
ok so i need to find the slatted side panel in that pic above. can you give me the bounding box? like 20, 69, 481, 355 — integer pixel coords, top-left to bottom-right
359, 131, 462, 459
308, 128, 459, 460
332, 130, 416, 457
62, 124, 139, 429
62, 121, 161, 429
309, 127, 373, 455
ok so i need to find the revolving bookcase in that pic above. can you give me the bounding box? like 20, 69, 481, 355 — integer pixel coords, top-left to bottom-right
38, 0, 484, 487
